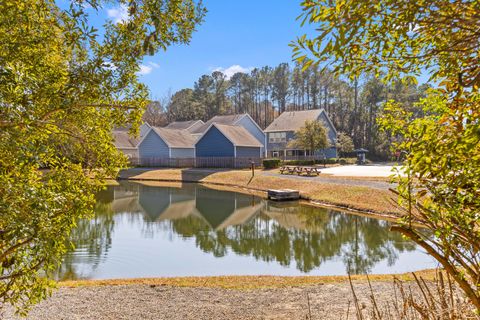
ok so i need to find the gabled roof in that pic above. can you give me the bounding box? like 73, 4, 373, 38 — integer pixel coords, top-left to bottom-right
113, 131, 140, 149
264, 109, 334, 133
197, 123, 263, 148
190, 114, 248, 134
149, 127, 197, 148
165, 120, 204, 131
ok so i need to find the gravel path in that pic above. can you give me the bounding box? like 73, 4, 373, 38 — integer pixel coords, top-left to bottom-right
4, 281, 399, 320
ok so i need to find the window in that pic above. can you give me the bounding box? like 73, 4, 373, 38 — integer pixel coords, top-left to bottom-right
269, 132, 286, 143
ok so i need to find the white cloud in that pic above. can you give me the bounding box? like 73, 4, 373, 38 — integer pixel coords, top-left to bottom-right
213, 65, 253, 79
138, 64, 153, 75
137, 61, 160, 75
107, 4, 130, 24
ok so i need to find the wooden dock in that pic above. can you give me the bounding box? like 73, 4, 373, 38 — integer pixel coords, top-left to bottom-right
267, 189, 300, 201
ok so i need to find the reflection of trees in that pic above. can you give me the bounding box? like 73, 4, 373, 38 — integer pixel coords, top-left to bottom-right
57, 182, 419, 279
171, 205, 416, 274
55, 190, 116, 280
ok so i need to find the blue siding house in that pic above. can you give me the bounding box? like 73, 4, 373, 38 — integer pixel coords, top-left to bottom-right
195, 124, 263, 159
138, 127, 197, 163
264, 109, 337, 158
191, 114, 266, 156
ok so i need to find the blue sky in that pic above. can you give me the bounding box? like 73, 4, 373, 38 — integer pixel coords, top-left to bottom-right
117, 0, 313, 99
63, 0, 431, 99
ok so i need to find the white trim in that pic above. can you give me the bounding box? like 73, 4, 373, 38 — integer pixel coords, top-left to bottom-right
136, 127, 156, 147
234, 113, 266, 149
264, 134, 267, 157
213, 124, 237, 147
234, 113, 265, 137
186, 120, 204, 131
234, 146, 237, 157
194, 123, 219, 146
141, 122, 152, 129
138, 127, 196, 150
137, 127, 184, 153
264, 129, 293, 133
137, 127, 172, 148
195, 123, 262, 148
319, 109, 338, 135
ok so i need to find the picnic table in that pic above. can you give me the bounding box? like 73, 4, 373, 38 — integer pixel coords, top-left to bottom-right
279, 165, 321, 177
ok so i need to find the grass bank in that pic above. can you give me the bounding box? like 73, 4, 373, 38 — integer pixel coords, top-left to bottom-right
60, 270, 436, 289
118, 168, 400, 216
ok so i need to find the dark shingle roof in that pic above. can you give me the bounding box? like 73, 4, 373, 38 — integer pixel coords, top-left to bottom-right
191, 114, 247, 134
151, 127, 197, 148
213, 124, 263, 147
113, 131, 140, 149
165, 120, 204, 131
264, 109, 324, 132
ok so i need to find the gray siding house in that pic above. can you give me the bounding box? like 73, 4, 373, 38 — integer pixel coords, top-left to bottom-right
112, 130, 140, 159
138, 127, 197, 162
195, 124, 263, 159
264, 109, 337, 158
191, 114, 266, 156
112, 122, 151, 158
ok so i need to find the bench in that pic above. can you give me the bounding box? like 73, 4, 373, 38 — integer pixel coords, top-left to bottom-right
279, 165, 301, 175
298, 166, 321, 176
279, 165, 321, 176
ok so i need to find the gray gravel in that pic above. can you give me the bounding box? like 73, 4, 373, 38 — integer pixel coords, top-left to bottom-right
3, 282, 401, 320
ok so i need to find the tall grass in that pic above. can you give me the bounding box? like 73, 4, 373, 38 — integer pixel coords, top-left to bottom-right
349, 271, 479, 319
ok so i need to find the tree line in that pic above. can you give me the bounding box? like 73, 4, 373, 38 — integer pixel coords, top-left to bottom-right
145, 63, 430, 159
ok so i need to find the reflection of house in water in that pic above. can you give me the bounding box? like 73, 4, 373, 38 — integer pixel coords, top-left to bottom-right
195, 187, 262, 230
110, 182, 143, 214
138, 184, 197, 222
112, 183, 262, 230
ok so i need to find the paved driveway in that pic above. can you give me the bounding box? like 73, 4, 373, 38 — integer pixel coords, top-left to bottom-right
319, 164, 401, 177
260, 164, 401, 190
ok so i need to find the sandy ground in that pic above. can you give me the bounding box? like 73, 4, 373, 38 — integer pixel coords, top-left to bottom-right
3, 281, 403, 320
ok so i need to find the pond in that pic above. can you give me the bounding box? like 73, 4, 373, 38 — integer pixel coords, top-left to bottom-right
56, 181, 436, 280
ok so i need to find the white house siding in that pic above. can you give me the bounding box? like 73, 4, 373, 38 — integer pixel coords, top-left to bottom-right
171, 148, 195, 158
138, 130, 170, 158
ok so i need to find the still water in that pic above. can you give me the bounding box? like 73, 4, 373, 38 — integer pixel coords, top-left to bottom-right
57, 181, 436, 280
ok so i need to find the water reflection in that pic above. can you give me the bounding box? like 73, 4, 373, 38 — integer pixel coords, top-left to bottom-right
57, 182, 428, 280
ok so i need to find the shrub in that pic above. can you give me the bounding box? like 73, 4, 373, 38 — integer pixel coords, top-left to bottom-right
282, 160, 315, 166
262, 158, 281, 169
338, 157, 357, 165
